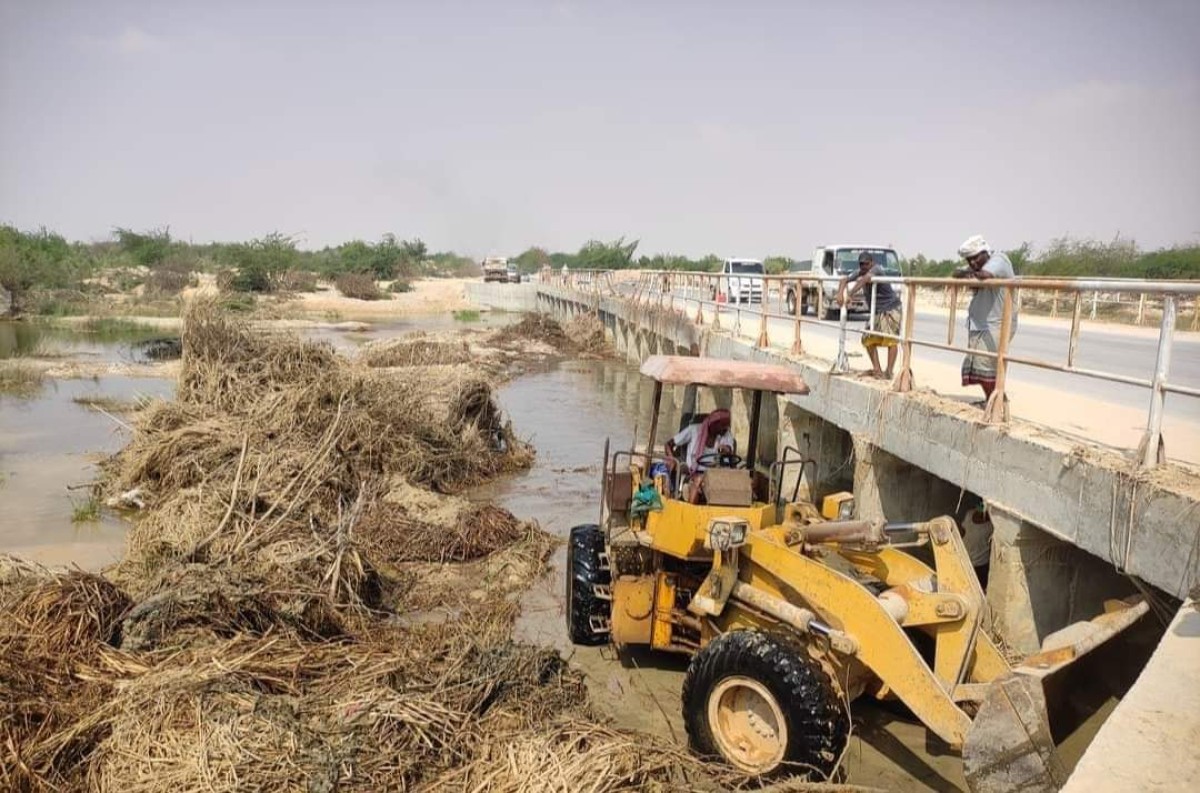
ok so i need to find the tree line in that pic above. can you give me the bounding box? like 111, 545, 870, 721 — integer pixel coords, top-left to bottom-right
0, 226, 476, 315
2, 224, 1197, 316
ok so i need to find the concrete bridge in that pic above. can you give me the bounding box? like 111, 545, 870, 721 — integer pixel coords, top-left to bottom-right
467, 281, 1198, 642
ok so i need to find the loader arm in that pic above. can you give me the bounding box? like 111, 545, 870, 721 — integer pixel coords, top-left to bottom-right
740, 530, 974, 748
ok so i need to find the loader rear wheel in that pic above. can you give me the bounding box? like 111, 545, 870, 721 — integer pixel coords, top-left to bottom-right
682, 631, 848, 779
566, 524, 610, 645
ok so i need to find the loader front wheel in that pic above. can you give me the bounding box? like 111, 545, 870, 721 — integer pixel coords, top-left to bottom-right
566, 523, 610, 645
683, 631, 848, 779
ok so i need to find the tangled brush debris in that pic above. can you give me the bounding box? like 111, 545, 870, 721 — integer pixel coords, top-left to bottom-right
0, 304, 771, 792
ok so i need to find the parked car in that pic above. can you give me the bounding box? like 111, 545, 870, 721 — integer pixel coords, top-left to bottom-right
506, 263, 521, 283
790, 245, 903, 319
715, 258, 764, 304
783, 260, 813, 315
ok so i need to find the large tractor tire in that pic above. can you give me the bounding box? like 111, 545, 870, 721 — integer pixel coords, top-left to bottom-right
566, 524, 610, 646
682, 631, 848, 779
785, 289, 797, 316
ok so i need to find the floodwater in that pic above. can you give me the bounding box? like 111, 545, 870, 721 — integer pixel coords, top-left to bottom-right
0, 376, 173, 568
0, 319, 173, 363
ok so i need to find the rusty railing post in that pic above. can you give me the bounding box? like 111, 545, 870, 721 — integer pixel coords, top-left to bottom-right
947, 284, 959, 346
983, 285, 1014, 423
712, 275, 722, 332
791, 277, 803, 355
893, 282, 917, 391
1068, 291, 1083, 367
1137, 295, 1175, 468
756, 293, 769, 348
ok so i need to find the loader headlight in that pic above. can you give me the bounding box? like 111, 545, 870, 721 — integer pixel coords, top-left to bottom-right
705, 518, 749, 551
821, 492, 856, 521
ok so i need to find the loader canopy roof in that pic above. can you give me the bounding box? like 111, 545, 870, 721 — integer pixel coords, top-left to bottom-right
640, 355, 809, 394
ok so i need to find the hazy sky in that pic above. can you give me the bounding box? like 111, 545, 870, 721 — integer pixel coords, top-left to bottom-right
2, 1, 1198, 259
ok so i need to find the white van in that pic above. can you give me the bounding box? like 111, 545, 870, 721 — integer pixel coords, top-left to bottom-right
718, 258, 764, 304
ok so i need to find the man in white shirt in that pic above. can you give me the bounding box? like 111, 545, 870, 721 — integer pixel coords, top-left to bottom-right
954, 234, 1018, 402
665, 409, 736, 503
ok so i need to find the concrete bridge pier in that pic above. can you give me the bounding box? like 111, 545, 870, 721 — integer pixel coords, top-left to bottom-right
987, 506, 1140, 655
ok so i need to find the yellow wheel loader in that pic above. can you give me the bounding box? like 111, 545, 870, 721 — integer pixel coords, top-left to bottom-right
566, 355, 1148, 790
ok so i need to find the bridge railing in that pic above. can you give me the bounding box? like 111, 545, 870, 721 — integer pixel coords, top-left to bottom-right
550, 268, 1200, 469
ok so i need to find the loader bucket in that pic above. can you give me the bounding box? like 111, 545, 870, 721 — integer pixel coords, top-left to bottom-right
962, 597, 1150, 793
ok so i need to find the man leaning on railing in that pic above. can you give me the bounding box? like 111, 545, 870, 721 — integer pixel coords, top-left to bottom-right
954, 235, 1018, 405
837, 250, 902, 379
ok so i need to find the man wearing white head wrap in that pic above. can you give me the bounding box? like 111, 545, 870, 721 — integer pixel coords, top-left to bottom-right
953, 235, 1018, 401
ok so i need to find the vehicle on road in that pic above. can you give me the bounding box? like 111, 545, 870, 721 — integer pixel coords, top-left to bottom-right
790, 245, 902, 319
716, 258, 764, 304
567, 354, 1147, 788
506, 262, 521, 283
482, 256, 509, 283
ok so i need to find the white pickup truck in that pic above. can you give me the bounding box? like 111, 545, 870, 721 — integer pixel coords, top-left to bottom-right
715, 258, 765, 304
482, 256, 509, 283
785, 245, 903, 319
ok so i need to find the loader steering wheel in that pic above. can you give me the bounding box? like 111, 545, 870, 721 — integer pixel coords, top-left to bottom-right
697, 451, 743, 469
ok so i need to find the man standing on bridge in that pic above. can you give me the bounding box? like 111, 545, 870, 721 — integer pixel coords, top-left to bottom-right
955, 235, 1017, 402
838, 250, 902, 380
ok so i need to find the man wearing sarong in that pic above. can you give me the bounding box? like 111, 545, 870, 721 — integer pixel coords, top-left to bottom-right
837, 251, 902, 379
954, 235, 1017, 401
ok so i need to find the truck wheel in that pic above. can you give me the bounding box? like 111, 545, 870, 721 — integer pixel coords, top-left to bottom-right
566, 524, 610, 645
785, 290, 797, 316
682, 631, 848, 779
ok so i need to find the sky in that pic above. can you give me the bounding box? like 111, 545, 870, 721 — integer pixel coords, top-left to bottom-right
1, 0, 1198, 260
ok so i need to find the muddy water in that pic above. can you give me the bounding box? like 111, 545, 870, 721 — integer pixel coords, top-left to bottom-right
0, 376, 173, 568
479, 358, 969, 791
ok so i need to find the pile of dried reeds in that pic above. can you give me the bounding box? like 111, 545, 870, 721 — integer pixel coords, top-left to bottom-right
0, 569, 130, 791
0, 303, 786, 792
493, 313, 572, 350
360, 337, 473, 368
359, 503, 528, 565
564, 313, 610, 355
102, 300, 532, 606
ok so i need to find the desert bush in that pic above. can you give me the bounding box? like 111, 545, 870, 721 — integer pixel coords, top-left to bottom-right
145, 258, 196, 295
388, 279, 412, 293
224, 233, 299, 293
277, 269, 319, 292
335, 273, 384, 300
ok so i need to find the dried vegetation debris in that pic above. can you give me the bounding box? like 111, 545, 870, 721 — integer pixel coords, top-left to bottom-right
492, 312, 613, 357
0, 303, 757, 792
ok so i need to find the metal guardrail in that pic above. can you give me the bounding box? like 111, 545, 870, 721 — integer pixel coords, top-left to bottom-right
546, 268, 1200, 470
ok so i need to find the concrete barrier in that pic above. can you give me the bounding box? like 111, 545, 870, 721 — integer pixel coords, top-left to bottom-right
465, 282, 538, 312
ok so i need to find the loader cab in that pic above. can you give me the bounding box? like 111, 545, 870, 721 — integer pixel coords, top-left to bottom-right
600, 355, 811, 560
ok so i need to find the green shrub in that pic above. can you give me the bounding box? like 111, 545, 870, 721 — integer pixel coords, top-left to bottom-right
335, 273, 384, 300
453, 309, 481, 322
388, 279, 413, 293
224, 233, 299, 293
114, 227, 173, 267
